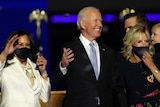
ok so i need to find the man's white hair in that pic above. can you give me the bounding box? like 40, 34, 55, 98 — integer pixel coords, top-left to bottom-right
77, 6, 99, 30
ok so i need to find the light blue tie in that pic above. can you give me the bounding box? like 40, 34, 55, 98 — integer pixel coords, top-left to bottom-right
90, 42, 98, 80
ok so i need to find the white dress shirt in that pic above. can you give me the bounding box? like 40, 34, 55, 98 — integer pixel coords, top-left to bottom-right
79, 34, 100, 75
60, 34, 100, 75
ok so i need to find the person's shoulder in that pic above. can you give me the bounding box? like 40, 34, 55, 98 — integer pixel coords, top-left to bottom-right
63, 37, 79, 47
153, 51, 160, 61
116, 51, 123, 59
28, 59, 37, 68
116, 51, 128, 62
99, 42, 114, 51
98, 43, 116, 57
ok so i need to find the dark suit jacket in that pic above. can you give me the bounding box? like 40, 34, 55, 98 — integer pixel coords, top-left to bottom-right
53, 37, 127, 107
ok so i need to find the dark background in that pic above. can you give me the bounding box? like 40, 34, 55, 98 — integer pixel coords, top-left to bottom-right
0, 0, 160, 90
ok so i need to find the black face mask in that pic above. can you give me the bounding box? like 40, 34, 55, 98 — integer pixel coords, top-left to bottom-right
132, 47, 149, 59
14, 48, 31, 59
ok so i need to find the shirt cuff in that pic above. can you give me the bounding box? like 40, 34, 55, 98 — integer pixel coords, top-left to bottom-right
59, 62, 67, 75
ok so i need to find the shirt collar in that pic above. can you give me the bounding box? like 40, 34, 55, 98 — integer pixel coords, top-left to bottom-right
79, 33, 97, 47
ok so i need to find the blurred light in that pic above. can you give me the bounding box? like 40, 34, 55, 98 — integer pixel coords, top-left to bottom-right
51, 14, 77, 24
51, 14, 116, 24
146, 13, 160, 22
103, 14, 117, 22
51, 13, 160, 24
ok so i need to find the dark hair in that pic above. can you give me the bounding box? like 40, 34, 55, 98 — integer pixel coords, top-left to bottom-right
124, 12, 150, 30
2, 30, 38, 61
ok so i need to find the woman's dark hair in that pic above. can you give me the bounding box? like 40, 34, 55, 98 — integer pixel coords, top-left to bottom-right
2, 30, 38, 62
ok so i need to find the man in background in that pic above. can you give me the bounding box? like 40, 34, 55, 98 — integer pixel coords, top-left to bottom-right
124, 12, 149, 32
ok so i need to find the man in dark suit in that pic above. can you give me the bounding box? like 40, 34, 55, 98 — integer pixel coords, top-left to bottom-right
53, 6, 127, 107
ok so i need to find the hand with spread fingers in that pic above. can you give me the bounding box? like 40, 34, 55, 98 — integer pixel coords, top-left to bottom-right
0, 35, 19, 62
61, 48, 74, 68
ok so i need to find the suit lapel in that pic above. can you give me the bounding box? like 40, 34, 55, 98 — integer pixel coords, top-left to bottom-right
75, 38, 98, 80
8, 57, 35, 88
27, 59, 41, 90
74, 38, 90, 61
98, 43, 107, 80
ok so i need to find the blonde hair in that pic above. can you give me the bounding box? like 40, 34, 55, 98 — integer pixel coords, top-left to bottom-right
152, 23, 160, 31
121, 25, 155, 60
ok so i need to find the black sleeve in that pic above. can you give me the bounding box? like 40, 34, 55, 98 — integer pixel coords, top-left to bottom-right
111, 51, 128, 107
